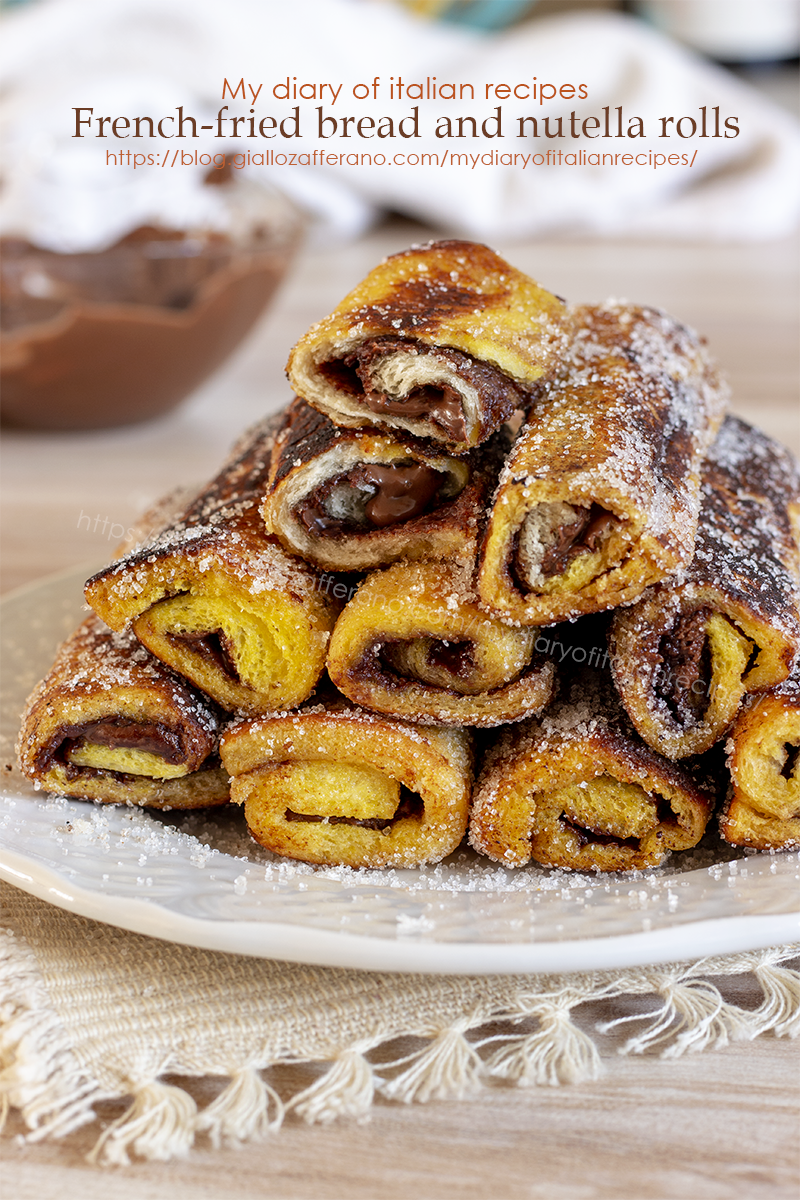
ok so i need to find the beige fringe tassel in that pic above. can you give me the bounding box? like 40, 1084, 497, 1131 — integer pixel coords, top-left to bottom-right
1, 923, 798, 1166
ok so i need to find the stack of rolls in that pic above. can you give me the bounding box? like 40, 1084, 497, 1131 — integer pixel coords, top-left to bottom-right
18, 240, 800, 870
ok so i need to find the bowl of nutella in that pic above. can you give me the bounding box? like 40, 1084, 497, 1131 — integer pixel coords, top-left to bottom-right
0, 173, 302, 430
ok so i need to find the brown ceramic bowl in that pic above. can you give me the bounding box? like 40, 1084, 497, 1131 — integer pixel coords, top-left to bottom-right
0, 177, 302, 430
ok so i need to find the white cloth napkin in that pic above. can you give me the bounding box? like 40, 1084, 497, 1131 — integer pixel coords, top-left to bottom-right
1, 0, 798, 248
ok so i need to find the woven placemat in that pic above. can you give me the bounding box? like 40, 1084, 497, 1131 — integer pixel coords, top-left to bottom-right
1, 880, 798, 1165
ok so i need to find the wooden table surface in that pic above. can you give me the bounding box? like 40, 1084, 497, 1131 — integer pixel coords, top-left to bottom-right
2, 220, 799, 1199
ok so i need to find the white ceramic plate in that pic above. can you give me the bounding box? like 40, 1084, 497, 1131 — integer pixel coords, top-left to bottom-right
1, 565, 798, 975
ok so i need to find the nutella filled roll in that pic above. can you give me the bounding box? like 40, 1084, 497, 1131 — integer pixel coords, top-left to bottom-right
719, 668, 800, 850
470, 669, 714, 873
221, 700, 472, 869
286, 240, 569, 454
262, 397, 508, 572
476, 302, 728, 626
17, 614, 229, 808
610, 417, 800, 759
85, 415, 338, 716
327, 560, 555, 728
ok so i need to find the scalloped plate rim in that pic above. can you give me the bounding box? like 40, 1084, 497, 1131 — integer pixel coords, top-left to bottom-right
2, 846, 798, 974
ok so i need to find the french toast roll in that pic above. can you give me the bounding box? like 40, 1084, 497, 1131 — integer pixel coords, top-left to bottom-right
85, 416, 338, 716
286, 240, 569, 453
476, 302, 728, 626
469, 670, 714, 872
610, 418, 800, 759
17, 614, 229, 808
327, 560, 556, 727
719, 669, 800, 849
262, 397, 507, 571
220, 701, 472, 868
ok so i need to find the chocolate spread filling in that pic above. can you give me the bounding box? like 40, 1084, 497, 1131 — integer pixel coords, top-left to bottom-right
425, 639, 476, 677
379, 638, 477, 685
655, 607, 712, 727
539, 504, 616, 577
364, 383, 466, 444
284, 787, 423, 832
169, 629, 241, 683
319, 336, 524, 444
560, 815, 642, 851
36, 717, 185, 773
781, 743, 800, 780
297, 460, 445, 537
362, 462, 444, 526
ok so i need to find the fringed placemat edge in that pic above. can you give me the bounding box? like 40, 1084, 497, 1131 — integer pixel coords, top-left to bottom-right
1, 906, 798, 1166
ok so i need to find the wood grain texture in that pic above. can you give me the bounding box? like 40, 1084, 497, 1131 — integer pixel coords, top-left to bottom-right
1, 1033, 798, 1200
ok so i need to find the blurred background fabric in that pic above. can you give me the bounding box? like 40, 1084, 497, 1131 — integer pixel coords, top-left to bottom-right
0, 0, 799, 250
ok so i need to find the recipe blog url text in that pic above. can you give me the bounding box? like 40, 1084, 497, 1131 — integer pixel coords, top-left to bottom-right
105, 147, 699, 171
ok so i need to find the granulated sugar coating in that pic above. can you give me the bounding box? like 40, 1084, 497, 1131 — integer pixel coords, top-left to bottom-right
327, 560, 555, 727
286, 240, 570, 453
11, 239, 800, 906
172, 808, 747, 888
86, 413, 326, 612
609, 416, 800, 760
83, 416, 339, 718
476, 301, 729, 627
5, 777, 797, 964
29, 790, 752, 897
15, 611, 229, 809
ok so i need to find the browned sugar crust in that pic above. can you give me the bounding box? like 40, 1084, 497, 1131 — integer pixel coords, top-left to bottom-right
220, 700, 473, 868
87, 413, 286, 587
470, 669, 714, 871
610, 417, 800, 759
16, 613, 228, 808
263, 397, 510, 572
286, 239, 569, 453
476, 301, 729, 626
688, 417, 800, 631
84, 411, 338, 716
327, 560, 556, 727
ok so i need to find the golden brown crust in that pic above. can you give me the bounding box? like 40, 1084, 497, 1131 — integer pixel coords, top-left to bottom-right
16, 614, 229, 808
609, 420, 796, 758
286, 240, 569, 453
720, 670, 800, 849
475, 302, 729, 626
262, 398, 508, 571
327, 561, 556, 727
610, 418, 800, 759
469, 670, 714, 871
220, 701, 472, 868
84, 415, 339, 715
